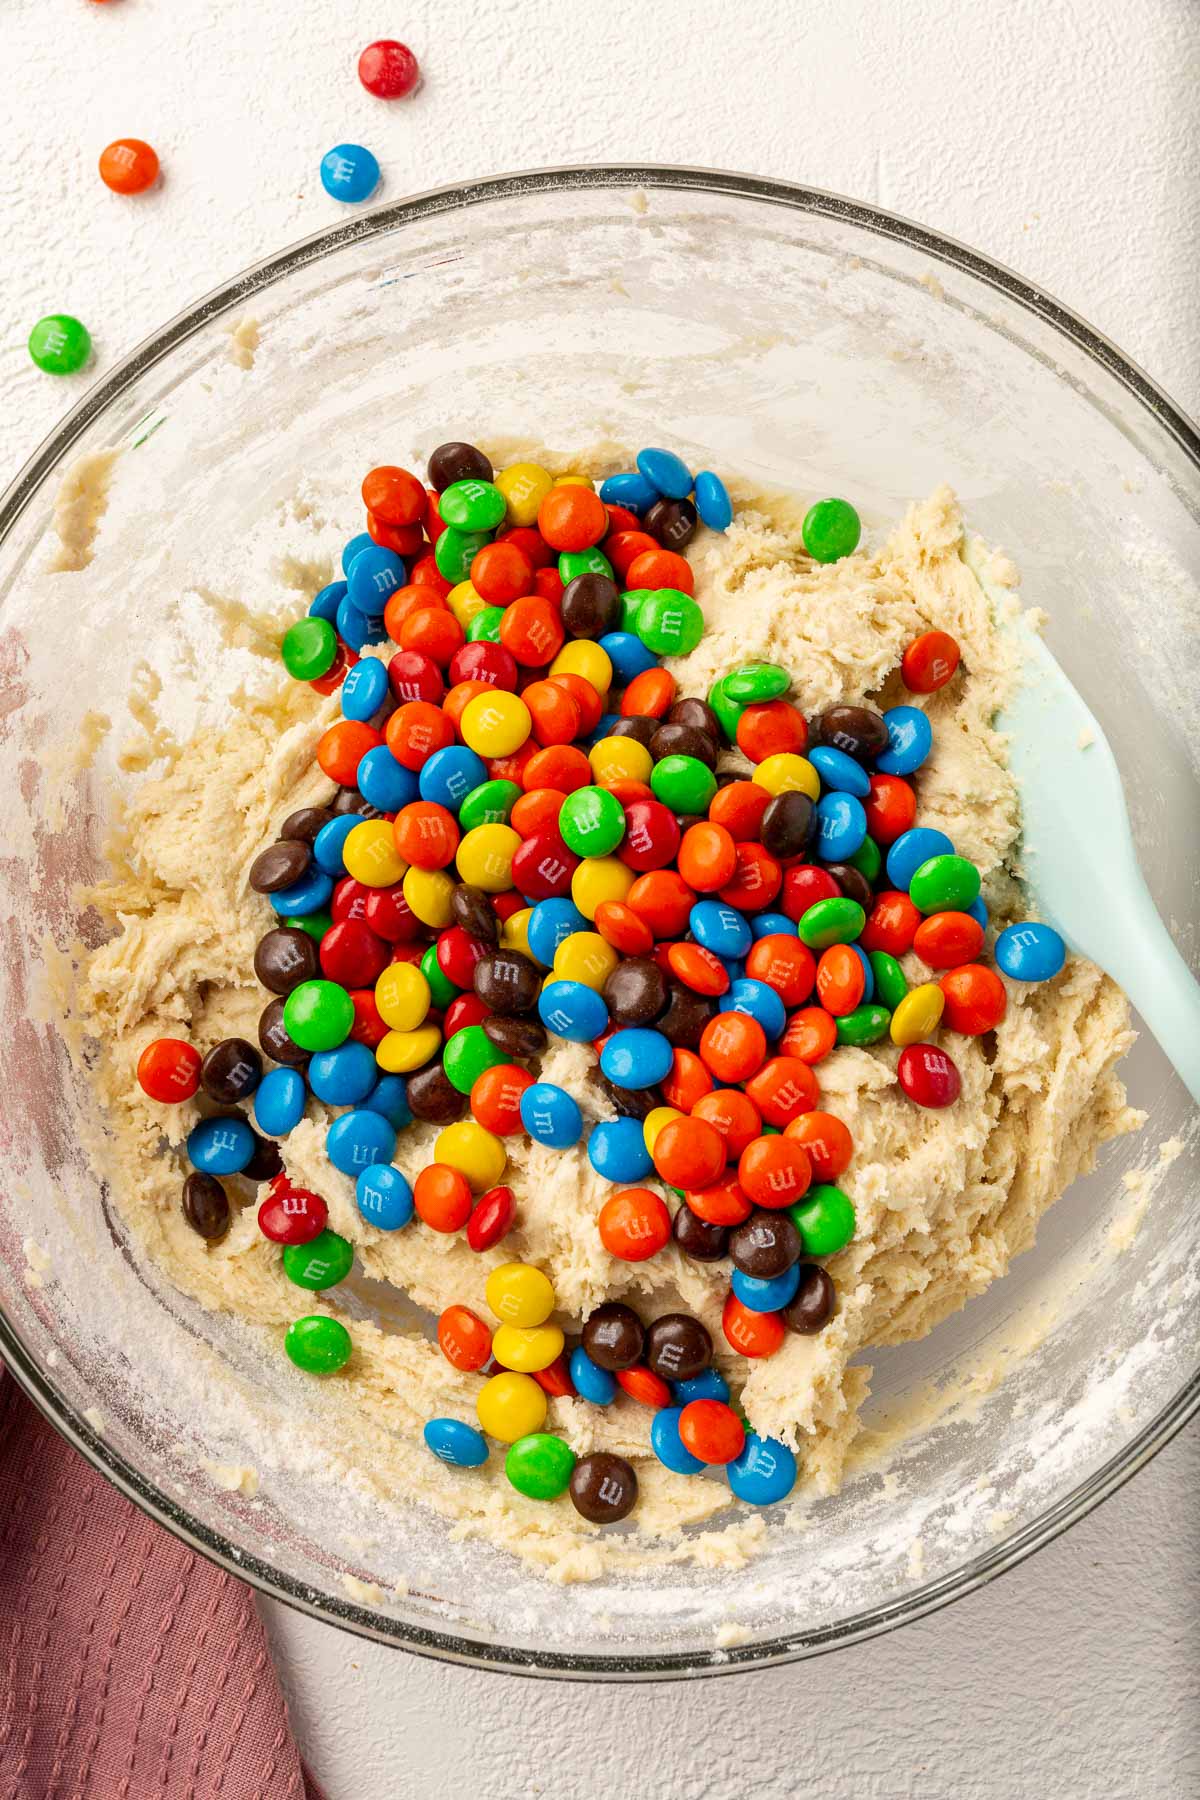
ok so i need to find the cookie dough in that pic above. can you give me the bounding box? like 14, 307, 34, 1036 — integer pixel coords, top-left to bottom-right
72, 482, 1141, 1579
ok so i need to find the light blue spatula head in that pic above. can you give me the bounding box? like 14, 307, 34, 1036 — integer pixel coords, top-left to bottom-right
993, 592, 1200, 1106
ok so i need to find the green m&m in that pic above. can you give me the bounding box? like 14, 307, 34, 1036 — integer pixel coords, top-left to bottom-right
619, 589, 652, 631
558, 785, 626, 858
285, 910, 332, 943
835, 1003, 891, 1047
908, 853, 981, 915
505, 1432, 577, 1501
281, 616, 338, 681
788, 1184, 856, 1257
443, 1023, 507, 1094
868, 951, 908, 1011
29, 313, 92, 375
707, 674, 745, 743
802, 497, 861, 564
797, 896, 865, 950
459, 778, 520, 830
637, 588, 705, 655
438, 478, 507, 532
466, 605, 505, 642
848, 833, 882, 883
282, 1229, 354, 1291
650, 753, 717, 814
559, 547, 614, 584
725, 661, 790, 705
282, 979, 354, 1051
421, 941, 460, 1008
285, 1314, 353, 1373
435, 526, 491, 584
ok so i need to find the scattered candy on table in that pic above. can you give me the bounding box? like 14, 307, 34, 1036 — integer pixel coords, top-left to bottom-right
357, 39, 420, 99
98, 137, 159, 194
131, 438, 1069, 1529
28, 313, 91, 375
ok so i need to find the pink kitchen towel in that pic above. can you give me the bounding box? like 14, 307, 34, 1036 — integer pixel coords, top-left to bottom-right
0, 1370, 324, 1800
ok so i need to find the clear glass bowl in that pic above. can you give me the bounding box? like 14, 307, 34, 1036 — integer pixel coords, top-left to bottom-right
1, 167, 1197, 1679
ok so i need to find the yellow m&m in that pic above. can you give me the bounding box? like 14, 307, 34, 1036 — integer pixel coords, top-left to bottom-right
643, 1105, 683, 1155
460, 691, 531, 758
435, 1119, 506, 1192
476, 1371, 547, 1442
403, 865, 455, 928
552, 930, 619, 992
342, 819, 406, 888
446, 581, 488, 630
485, 1261, 555, 1327
550, 639, 612, 695
455, 822, 520, 892
495, 461, 554, 527
374, 962, 430, 1032
376, 1023, 442, 1074
499, 906, 534, 959
571, 855, 635, 921
752, 753, 820, 801
890, 982, 946, 1046
589, 734, 652, 786
491, 1323, 565, 1374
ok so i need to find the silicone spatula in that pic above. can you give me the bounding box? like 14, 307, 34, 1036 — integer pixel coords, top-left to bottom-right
995, 603, 1200, 1105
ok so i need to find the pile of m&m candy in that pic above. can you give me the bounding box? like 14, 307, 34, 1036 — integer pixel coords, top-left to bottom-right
135, 440, 1067, 1525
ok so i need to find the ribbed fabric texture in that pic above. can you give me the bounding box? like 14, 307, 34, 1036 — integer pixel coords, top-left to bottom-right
0, 1370, 324, 1800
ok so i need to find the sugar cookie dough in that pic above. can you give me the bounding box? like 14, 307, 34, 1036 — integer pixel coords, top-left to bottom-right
72, 481, 1141, 1579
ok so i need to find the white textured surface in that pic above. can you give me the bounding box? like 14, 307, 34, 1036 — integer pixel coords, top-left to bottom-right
5, 1, 1199, 1794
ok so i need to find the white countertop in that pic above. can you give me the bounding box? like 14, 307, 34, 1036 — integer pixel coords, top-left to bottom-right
6, 0, 1198, 1792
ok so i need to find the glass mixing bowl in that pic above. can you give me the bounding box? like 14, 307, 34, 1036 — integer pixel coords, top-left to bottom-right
1, 167, 1197, 1679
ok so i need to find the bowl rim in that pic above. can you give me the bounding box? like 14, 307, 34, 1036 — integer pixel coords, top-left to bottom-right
2, 161, 1198, 1680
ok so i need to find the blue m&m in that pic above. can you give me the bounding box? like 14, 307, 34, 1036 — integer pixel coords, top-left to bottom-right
519, 1082, 583, 1149
269, 867, 333, 918
325, 1108, 397, 1175
994, 922, 1066, 982
727, 1433, 798, 1505
526, 898, 588, 968
877, 705, 933, 776
423, 1418, 489, 1467
598, 470, 659, 514
309, 579, 348, 624
599, 1028, 673, 1089
636, 446, 693, 500
308, 1041, 379, 1106
187, 1115, 255, 1175
727, 977, 786, 1041
814, 791, 867, 861
690, 900, 752, 959
651, 1407, 705, 1475
693, 470, 733, 532
886, 826, 954, 891
361, 1074, 412, 1131
356, 1162, 414, 1230
587, 1117, 653, 1184
674, 1367, 730, 1405
254, 1067, 307, 1138
538, 979, 607, 1042
320, 143, 381, 204
569, 1346, 616, 1405
347, 544, 405, 615
313, 815, 361, 877
359, 746, 419, 813
731, 1265, 801, 1313
420, 745, 487, 812
339, 655, 389, 720
809, 745, 871, 797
